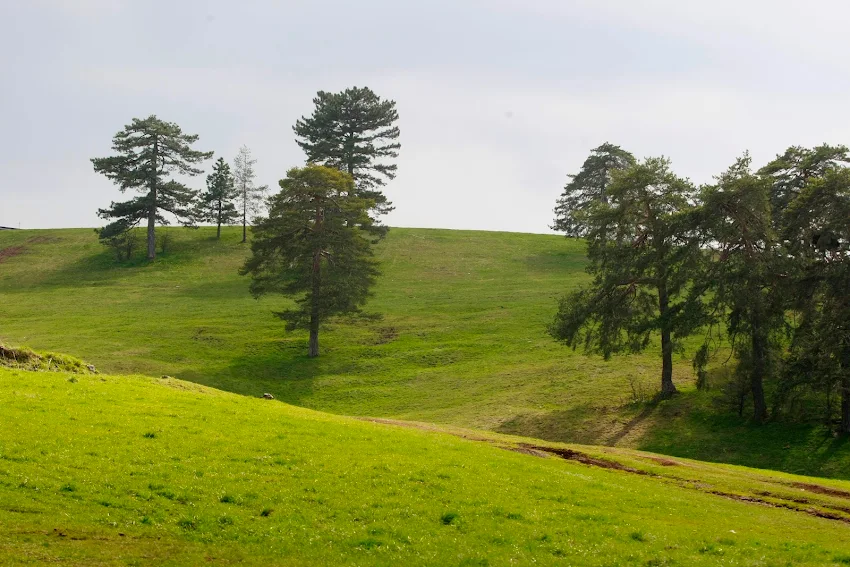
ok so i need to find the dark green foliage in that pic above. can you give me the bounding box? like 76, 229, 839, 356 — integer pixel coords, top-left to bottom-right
293, 87, 400, 220
550, 158, 705, 396
92, 115, 212, 260
758, 144, 850, 226
553, 143, 635, 237
200, 158, 239, 239
696, 155, 789, 422
782, 168, 850, 433
240, 165, 381, 357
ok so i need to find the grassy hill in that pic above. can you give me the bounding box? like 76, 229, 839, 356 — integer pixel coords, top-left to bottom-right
1, 227, 848, 478
3, 365, 850, 566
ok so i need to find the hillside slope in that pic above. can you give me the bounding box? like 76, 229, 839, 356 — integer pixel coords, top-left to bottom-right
2, 366, 850, 566
1, 227, 848, 478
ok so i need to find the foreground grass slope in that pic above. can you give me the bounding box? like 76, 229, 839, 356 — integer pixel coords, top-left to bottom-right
1, 227, 848, 478
2, 366, 850, 566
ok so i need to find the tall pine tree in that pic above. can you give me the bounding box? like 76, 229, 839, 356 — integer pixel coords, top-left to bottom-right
293, 87, 400, 222
550, 158, 705, 397
696, 156, 789, 422
240, 165, 380, 357
783, 167, 850, 434
200, 157, 238, 239
92, 116, 212, 259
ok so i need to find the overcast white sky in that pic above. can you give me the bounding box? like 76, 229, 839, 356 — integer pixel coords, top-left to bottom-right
2, 0, 849, 232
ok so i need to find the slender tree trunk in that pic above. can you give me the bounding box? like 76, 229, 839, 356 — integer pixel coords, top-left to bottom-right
147, 137, 159, 260
751, 325, 769, 423
658, 283, 677, 397
308, 254, 320, 357
308, 202, 324, 358
840, 344, 850, 436
242, 184, 248, 243
216, 201, 222, 239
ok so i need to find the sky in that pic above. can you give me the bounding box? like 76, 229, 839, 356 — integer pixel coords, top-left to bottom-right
2, 0, 850, 233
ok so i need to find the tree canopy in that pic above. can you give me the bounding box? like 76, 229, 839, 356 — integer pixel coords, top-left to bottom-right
553, 142, 635, 237
293, 87, 400, 220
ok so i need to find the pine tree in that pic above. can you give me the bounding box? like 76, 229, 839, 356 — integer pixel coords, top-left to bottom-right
549, 158, 705, 397
92, 115, 212, 259
232, 145, 268, 243
697, 155, 789, 422
240, 165, 380, 357
553, 143, 635, 237
200, 157, 238, 239
293, 87, 400, 222
783, 167, 850, 434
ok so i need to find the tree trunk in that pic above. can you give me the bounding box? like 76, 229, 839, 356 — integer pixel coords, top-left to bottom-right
216, 201, 222, 239
841, 344, 850, 435
658, 283, 677, 397
242, 186, 248, 243
751, 327, 769, 423
147, 137, 159, 260
308, 202, 324, 358
146, 202, 156, 260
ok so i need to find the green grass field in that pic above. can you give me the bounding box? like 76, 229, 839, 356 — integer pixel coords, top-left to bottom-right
3, 365, 850, 566
1, 227, 848, 479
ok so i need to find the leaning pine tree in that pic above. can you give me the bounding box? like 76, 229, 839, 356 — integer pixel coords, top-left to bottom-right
549, 158, 705, 397
92, 115, 212, 259
293, 87, 400, 223
240, 165, 380, 357
200, 157, 239, 239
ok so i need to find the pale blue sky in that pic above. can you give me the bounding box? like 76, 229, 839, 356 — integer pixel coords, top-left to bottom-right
2, 0, 849, 232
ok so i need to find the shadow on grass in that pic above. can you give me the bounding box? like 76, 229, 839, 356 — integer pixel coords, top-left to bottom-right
498, 390, 850, 480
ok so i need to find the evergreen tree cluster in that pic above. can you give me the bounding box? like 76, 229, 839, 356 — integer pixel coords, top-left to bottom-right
552, 143, 850, 434
92, 87, 400, 357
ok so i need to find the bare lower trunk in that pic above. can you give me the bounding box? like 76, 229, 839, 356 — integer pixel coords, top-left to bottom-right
658, 283, 677, 397
216, 201, 222, 239
241, 185, 248, 243
751, 329, 768, 423
308, 203, 323, 358
308, 249, 321, 357
147, 137, 158, 260
147, 197, 156, 260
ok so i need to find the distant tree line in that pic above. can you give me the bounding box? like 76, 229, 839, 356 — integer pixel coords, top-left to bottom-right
91, 86, 400, 358
551, 143, 850, 435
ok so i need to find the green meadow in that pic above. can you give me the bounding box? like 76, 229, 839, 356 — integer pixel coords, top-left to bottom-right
2, 365, 850, 566
0, 226, 848, 479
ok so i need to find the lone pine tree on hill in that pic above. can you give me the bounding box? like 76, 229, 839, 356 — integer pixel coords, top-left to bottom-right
92, 115, 212, 259
200, 157, 239, 239
232, 145, 268, 243
553, 142, 635, 237
293, 87, 400, 222
240, 165, 380, 357
550, 158, 705, 397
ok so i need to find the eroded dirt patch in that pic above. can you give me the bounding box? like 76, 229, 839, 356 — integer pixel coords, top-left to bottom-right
0, 246, 26, 263
791, 482, 850, 500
